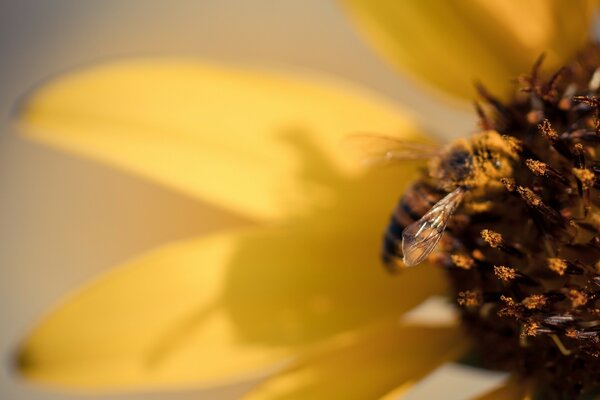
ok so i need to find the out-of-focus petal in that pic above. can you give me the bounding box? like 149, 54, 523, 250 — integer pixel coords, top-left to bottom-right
473, 377, 530, 400
384, 363, 510, 400
244, 324, 466, 400
341, 0, 597, 100
17, 60, 422, 220
17, 217, 446, 390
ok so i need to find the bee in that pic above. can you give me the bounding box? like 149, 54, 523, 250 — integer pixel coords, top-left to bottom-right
347, 131, 516, 270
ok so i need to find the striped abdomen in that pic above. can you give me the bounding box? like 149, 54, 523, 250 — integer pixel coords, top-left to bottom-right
382, 181, 442, 272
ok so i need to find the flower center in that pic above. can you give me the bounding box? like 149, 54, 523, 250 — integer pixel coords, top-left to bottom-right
410, 44, 600, 398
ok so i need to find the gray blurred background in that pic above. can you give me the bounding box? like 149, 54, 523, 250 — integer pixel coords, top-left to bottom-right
0, 1, 472, 399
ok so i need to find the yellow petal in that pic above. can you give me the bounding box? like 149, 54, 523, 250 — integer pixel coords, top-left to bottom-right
474, 377, 529, 400
17, 60, 421, 220
244, 324, 466, 400
18, 200, 446, 391
341, 0, 597, 100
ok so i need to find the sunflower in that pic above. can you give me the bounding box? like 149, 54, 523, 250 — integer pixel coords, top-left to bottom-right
12, 1, 599, 399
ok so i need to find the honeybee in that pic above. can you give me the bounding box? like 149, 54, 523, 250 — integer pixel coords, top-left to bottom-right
348, 131, 516, 269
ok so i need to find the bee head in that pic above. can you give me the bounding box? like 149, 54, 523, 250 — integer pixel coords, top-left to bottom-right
428, 130, 516, 193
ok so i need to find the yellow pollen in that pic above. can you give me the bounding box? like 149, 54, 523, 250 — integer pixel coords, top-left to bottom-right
567, 289, 588, 308
572, 168, 595, 189
526, 159, 547, 176
500, 177, 516, 192
501, 135, 522, 154
566, 328, 578, 339
517, 186, 542, 207
522, 294, 547, 310
547, 258, 567, 275
500, 295, 515, 306
498, 295, 518, 317
451, 254, 474, 270
458, 290, 481, 308
494, 265, 517, 282
538, 119, 558, 140
481, 229, 502, 248
523, 321, 540, 337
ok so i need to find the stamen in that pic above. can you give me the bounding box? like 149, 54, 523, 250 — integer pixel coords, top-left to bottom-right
480, 229, 524, 257
522, 321, 541, 337
538, 118, 559, 140
500, 177, 516, 192
522, 294, 547, 310
457, 290, 482, 308
573, 143, 586, 168
451, 254, 475, 270
538, 119, 573, 159
494, 265, 517, 282
517, 186, 572, 233
548, 258, 567, 275
572, 167, 596, 189
526, 159, 547, 176
498, 295, 519, 318
481, 229, 502, 248
516, 186, 541, 207
559, 83, 577, 110
525, 159, 570, 186
566, 289, 588, 308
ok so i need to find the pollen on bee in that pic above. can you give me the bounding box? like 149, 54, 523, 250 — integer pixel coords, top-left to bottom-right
494, 265, 517, 282
464, 201, 493, 213
501, 134, 522, 154
526, 159, 547, 176
572, 168, 596, 189
481, 229, 502, 248
522, 294, 547, 310
547, 258, 567, 275
567, 289, 588, 308
457, 290, 482, 308
451, 254, 475, 270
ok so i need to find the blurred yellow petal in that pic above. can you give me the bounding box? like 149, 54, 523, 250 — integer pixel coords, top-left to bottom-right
474, 377, 530, 400
244, 325, 466, 400
341, 0, 597, 100
17, 60, 422, 220
18, 192, 446, 391
381, 363, 510, 400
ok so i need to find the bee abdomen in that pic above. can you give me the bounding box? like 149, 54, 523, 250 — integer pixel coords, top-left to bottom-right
382, 181, 441, 272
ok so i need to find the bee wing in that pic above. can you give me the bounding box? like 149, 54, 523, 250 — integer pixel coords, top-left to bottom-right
343, 133, 440, 166
401, 187, 465, 266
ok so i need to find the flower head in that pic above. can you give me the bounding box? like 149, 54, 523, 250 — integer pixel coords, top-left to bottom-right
9, 1, 600, 399
406, 44, 600, 398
